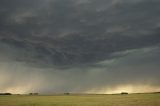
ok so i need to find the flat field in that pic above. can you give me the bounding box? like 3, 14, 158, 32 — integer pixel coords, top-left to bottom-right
0, 93, 160, 106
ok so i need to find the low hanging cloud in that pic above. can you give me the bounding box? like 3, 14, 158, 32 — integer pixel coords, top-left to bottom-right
0, 0, 160, 94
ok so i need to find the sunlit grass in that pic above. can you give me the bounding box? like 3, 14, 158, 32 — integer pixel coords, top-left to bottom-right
0, 93, 160, 106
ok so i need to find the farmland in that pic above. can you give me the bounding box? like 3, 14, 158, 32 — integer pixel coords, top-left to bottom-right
0, 93, 160, 106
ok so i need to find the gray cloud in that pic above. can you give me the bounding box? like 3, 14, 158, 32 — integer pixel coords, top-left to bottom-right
0, 0, 160, 93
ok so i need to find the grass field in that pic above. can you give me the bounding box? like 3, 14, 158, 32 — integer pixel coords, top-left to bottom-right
0, 93, 160, 106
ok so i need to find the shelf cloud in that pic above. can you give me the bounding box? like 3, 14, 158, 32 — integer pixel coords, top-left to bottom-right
0, 0, 160, 94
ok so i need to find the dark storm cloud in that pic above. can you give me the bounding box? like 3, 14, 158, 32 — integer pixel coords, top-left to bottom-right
0, 0, 160, 93
0, 0, 160, 67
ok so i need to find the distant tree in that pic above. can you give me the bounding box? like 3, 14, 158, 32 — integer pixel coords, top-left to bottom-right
121, 92, 128, 95
0, 93, 12, 95
5, 93, 12, 95
33, 93, 39, 95
29, 93, 39, 95
64, 93, 70, 95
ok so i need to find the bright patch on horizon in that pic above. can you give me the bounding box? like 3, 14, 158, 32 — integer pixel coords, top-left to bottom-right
85, 85, 160, 94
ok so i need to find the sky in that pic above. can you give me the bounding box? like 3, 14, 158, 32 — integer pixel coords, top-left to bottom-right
0, 0, 160, 94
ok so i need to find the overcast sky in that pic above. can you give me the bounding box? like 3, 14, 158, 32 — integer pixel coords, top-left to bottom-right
0, 0, 160, 94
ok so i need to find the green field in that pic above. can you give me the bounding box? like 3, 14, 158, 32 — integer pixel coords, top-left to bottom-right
0, 94, 160, 106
